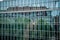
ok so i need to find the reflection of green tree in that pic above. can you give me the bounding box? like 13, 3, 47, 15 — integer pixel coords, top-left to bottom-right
15, 17, 31, 30
0, 17, 15, 24
0, 17, 55, 40
38, 19, 55, 39
0, 17, 31, 36
30, 19, 54, 40
0, 17, 31, 24
15, 17, 31, 24
37, 19, 50, 30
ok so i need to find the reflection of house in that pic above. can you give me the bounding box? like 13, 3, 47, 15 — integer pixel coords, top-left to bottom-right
7, 6, 48, 11
0, 6, 52, 40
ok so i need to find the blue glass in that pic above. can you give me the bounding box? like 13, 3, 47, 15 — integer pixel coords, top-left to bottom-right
0, 0, 60, 10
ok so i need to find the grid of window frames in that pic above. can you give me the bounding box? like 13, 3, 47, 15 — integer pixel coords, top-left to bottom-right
0, 0, 60, 40
0, 11, 60, 40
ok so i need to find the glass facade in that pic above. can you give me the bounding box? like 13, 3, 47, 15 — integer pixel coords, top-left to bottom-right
0, 0, 60, 40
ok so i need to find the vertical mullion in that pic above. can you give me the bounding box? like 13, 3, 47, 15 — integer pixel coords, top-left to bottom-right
37, 12, 38, 40
24, 12, 25, 40
28, 12, 30, 40
49, 11, 51, 40
2, 14, 4, 40
57, 11, 59, 40
22, 12, 23, 40
9, 13, 10, 40
33, 12, 34, 40
16, 13, 18, 40
41, 11, 42, 40
29, 12, 31, 40
20, 12, 22, 40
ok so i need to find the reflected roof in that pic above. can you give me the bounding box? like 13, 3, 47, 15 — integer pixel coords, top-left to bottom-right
7, 6, 48, 11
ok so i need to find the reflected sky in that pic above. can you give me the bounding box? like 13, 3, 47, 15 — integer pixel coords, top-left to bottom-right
0, 0, 59, 10
51, 10, 60, 16
0, 0, 3, 1
0, 0, 60, 16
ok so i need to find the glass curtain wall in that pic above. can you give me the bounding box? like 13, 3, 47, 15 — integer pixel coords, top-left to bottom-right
0, 11, 60, 40
0, 0, 60, 40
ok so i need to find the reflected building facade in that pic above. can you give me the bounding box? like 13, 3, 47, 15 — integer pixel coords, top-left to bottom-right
0, 0, 60, 40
